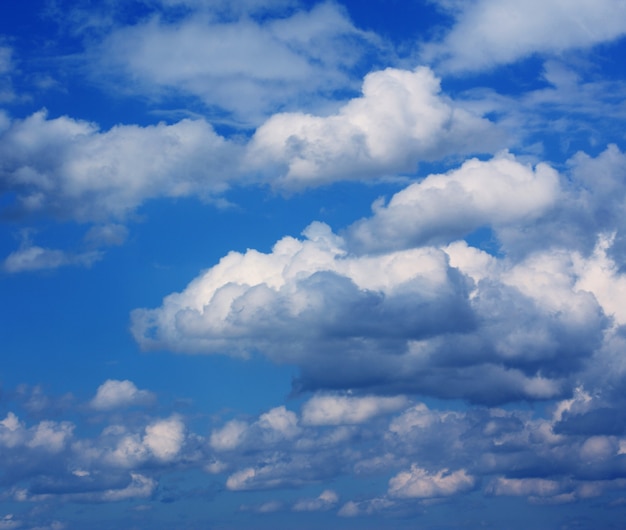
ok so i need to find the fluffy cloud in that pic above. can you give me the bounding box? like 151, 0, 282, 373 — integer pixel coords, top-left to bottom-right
90, 380, 156, 411
0, 111, 238, 222
142, 416, 185, 461
132, 145, 626, 403
248, 66, 504, 188
425, 0, 626, 72
210, 406, 300, 451
388, 466, 475, 499
347, 151, 560, 252
91, 2, 380, 125
4, 382, 626, 516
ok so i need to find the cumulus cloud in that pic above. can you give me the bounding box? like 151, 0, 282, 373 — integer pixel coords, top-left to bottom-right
248, 66, 504, 188
90, 380, 155, 410
424, 0, 626, 72
301, 394, 408, 425
131, 143, 626, 404
142, 416, 185, 461
210, 406, 300, 451
0, 111, 239, 223
347, 151, 560, 252
388, 466, 475, 498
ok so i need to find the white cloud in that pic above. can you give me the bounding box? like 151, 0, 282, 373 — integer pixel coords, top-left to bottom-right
131, 220, 468, 355
425, 0, 626, 72
130, 192, 611, 403
248, 66, 504, 188
257, 406, 300, 439
301, 394, 408, 426
0, 111, 239, 222
348, 151, 560, 252
210, 406, 299, 452
143, 416, 185, 461
100, 416, 186, 467
573, 233, 626, 326
90, 380, 155, 410
487, 477, 562, 497
388, 465, 475, 498
100, 473, 156, 501
0, 413, 26, 448
292, 489, 338, 511
0, 413, 74, 453
210, 420, 249, 451
26, 421, 74, 453
92, 2, 379, 125
226, 467, 257, 490
3, 244, 101, 273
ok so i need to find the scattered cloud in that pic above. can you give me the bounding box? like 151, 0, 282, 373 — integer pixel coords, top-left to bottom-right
424, 0, 626, 73
90, 380, 156, 411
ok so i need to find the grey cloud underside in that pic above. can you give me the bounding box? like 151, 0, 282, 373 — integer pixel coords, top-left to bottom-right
131, 145, 626, 405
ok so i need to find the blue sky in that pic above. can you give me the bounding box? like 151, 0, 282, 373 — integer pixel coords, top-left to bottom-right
1, 0, 626, 528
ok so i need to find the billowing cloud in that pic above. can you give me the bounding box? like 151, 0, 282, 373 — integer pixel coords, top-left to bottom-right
347, 151, 560, 252
0, 111, 239, 222
130, 146, 626, 403
425, 0, 626, 72
90, 380, 155, 410
248, 66, 504, 188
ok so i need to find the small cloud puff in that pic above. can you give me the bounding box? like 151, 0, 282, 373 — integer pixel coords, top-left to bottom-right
293, 489, 339, 511
388, 466, 475, 499
90, 380, 155, 411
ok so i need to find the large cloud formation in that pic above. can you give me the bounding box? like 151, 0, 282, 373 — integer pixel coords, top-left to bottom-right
132, 146, 626, 404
